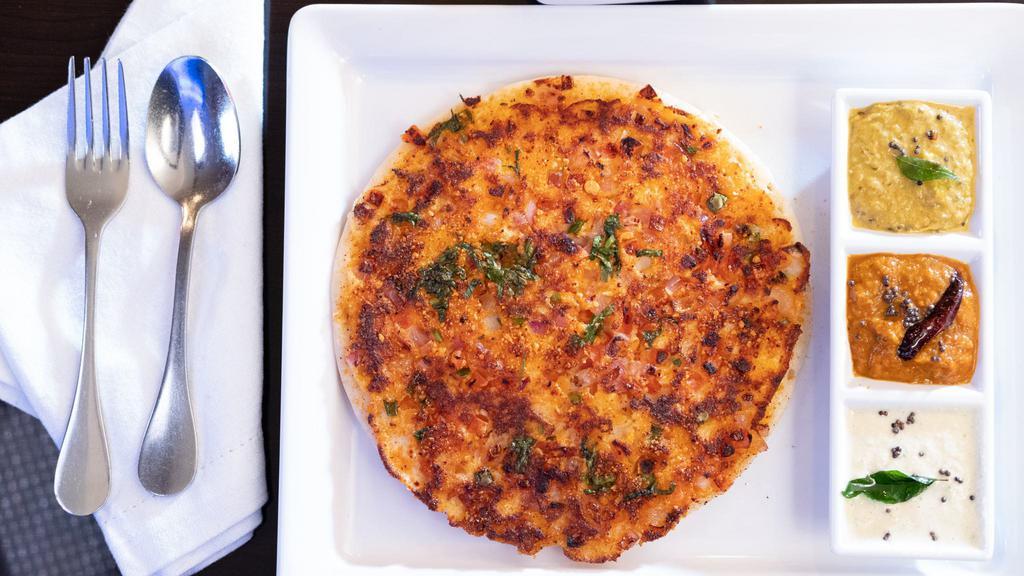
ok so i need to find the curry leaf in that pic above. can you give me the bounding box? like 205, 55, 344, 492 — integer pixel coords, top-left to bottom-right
895, 156, 959, 183
841, 470, 941, 504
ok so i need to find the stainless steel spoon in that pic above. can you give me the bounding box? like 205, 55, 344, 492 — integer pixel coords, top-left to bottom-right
140, 56, 239, 495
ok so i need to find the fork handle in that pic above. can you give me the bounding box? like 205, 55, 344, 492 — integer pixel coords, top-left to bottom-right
54, 231, 111, 516
139, 207, 199, 495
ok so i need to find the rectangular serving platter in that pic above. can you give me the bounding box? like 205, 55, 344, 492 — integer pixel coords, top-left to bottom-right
829, 89, 995, 560
280, 4, 1024, 575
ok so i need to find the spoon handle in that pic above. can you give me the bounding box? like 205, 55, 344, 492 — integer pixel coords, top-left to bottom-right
55, 232, 111, 515
139, 207, 198, 495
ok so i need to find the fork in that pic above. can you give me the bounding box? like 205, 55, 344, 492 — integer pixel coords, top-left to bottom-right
54, 57, 129, 516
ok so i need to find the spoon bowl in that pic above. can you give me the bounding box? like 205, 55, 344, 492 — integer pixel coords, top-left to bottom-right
140, 56, 239, 496
145, 56, 239, 207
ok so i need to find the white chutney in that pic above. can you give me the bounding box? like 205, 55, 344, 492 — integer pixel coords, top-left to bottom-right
845, 408, 982, 548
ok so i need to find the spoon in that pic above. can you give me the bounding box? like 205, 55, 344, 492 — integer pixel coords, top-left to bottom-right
140, 56, 239, 495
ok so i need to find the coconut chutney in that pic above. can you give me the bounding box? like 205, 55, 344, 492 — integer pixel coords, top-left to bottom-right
844, 407, 983, 549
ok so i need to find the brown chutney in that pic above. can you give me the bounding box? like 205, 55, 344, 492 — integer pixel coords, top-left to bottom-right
847, 254, 978, 384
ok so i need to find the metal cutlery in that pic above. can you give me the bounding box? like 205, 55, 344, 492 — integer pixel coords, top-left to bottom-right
55, 57, 130, 516
139, 56, 240, 495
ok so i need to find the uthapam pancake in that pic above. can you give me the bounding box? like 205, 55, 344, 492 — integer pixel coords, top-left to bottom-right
332, 75, 810, 562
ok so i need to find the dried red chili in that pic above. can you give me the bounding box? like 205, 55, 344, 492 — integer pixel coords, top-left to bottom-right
897, 272, 964, 360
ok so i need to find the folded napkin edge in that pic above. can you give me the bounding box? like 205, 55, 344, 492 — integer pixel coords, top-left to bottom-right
97, 426, 267, 576
97, 428, 265, 526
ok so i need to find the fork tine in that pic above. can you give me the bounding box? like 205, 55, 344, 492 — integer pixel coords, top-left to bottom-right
100, 58, 111, 158
67, 57, 76, 157
117, 60, 129, 160
83, 57, 94, 156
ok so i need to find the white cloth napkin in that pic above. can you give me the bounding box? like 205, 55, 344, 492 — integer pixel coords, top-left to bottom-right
0, 0, 266, 574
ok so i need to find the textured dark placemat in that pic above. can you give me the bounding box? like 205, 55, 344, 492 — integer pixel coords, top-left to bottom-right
0, 402, 119, 576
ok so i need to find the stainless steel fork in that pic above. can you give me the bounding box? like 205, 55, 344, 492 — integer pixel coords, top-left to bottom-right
55, 57, 130, 516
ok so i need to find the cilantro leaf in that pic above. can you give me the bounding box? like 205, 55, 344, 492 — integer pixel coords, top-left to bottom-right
641, 325, 662, 348
589, 214, 621, 280
473, 468, 494, 486
461, 239, 538, 299
623, 472, 676, 501
427, 109, 473, 147
581, 440, 616, 495
506, 148, 521, 176
510, 434, 536, 473
571, 305, 615, 349
390, 211, 422, 225
417, 247, 466, 322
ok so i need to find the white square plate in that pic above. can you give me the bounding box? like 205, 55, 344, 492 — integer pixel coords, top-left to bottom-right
280, 4, 1024, 574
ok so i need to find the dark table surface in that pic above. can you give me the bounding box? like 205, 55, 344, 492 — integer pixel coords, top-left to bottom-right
2, 0, 941, 574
